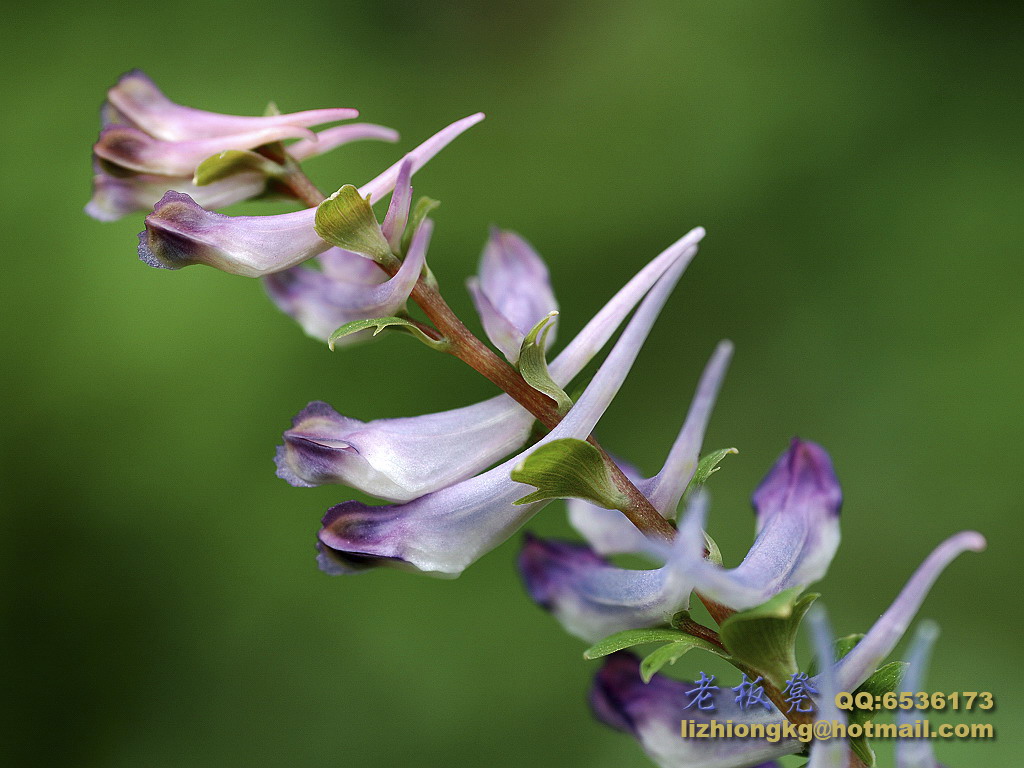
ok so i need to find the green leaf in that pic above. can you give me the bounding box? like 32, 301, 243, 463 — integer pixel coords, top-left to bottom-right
682, 447, 739, 503
400, 196, 441, 257
583, 628, 692, 659
192, 150, 282, 186
315, 185, 394, 264
518, 312, 573, 414
327, 316, 448, 352
640, 637, 732, 682
511, 438, 629, 509
719, 589, 819, 689
850, 735, 875, 767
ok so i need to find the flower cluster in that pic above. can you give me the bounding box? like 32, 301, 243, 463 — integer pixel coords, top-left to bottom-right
88, 72, 984, 768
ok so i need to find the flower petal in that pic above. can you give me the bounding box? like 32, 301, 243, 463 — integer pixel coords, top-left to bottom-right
467, 229, 558, 363
105, 70, 357, 142
277, 230, 704, 501
380, 160, 413, 251
518, 530, 697, 642
138, 191, 329, 276
834, 531, 985, 692
358, 113, 485, 205
264, 217, 430, 342
895, 621, 941, 768
95, 123, 316, 177
591, 653, 796, 768
288, 123, 400, 161
86, 170, 266, 222
316, 244, 692, 575
137, 114, 485, 276
568, 340, 734, 560
673, 439, 842, 611
634, 341, 733, 516
805, 607, 847, 768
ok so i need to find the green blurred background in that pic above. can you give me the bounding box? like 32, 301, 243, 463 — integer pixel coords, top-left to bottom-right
3, 1, 1021, 765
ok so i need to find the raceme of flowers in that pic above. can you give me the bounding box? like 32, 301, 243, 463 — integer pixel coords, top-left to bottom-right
87, 71, 985, 768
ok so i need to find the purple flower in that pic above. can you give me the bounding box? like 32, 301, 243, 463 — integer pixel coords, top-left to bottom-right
88, 70, 395, 221
591, 654, 794, 768
276, 228, 705, 502
137, 113, 484, 276
518, 532, 696, 642
895, 622, 942, 768
264, 216, 432, 343
567, 340, 733, 559
87, 123, 399, 222
672, 439, 843, 611
515, 343, 736, 641
102, 69, 358, 141
804, 607, 848, 768
316, 242, 694, 575
467, 229, 558, 363
831, 530, 985, 692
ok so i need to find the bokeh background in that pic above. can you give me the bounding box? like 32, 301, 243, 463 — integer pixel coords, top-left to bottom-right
3, 1, 1021, 765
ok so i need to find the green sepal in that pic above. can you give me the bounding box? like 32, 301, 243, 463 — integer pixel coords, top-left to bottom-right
327, 316, 448, 352
517, 312, 573, 414
399, 196, 441, 257
704, 531, 723, 566
640, 637, 732, 682
511, 438, 629, 509
315, 185, 394, 264
583, 628, 694, 660
682, 447, 739, 503
263, 101, 281, 116
192, 150, 282, 186
719, 588, 819, 689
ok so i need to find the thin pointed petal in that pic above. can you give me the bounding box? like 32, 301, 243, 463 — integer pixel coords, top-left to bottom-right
278, 233, 703, 501
518, 530, 696, 642
138, 191, 327, 276
674, 440, 842, 610
358, 113, 485, 204
288, 123, 399, 161
380, 159, 413, 251
106, 70, 357, 142
95, 123, 315, 176
895, 622, 941, 768
634, 341, 733, 516
264, 219, 429, 342
86, 170, 267, 222
467, 229, 558, 362
591, 654, 796, 768
835, 532, 985, 692
806, 607, 847, 768
316, 247, 691, 575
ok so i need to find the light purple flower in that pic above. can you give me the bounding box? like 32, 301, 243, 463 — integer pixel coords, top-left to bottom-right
672, 439, 843, 611
832, 531, 985, 692
137, 114, 484, 276
316, 243, 693, 576
568, 340, 733, 560
103, 69, 358, 142
265, 217, 432, 343
591, 653, 793, 768
467, 229, 558, 363
895, 621, 942, 768
804, 607, 848, 768
518, 531, 697, 642
87, 123, 400, 222
276, 228, 705, 501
